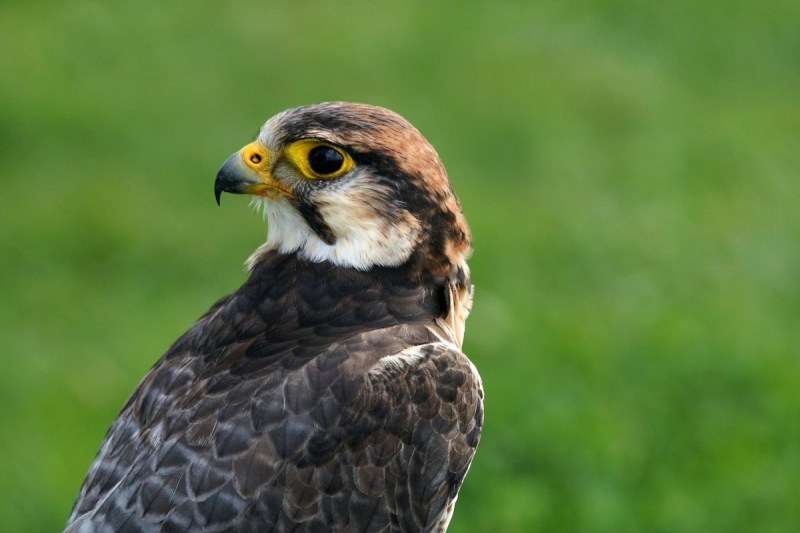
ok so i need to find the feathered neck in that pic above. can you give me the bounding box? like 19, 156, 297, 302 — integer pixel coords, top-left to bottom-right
242, 251, 451, 327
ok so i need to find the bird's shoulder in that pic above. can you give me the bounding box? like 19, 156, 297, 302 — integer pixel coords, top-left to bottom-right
69, 333, 482, 531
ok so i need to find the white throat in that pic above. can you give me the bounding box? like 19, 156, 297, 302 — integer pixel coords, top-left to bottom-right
246, 196, 421, 272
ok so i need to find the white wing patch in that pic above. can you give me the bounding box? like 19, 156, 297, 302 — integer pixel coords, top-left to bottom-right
369, 344, 431, 375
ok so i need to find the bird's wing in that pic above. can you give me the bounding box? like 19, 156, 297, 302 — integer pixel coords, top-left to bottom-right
344, 341, 484, 532
66, 333, 482, 532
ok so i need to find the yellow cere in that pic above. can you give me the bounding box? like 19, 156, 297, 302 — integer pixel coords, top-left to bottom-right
241, 141, 271, 172
283, 139, 355, 180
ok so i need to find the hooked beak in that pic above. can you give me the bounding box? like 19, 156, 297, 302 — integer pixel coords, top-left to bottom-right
214, 141, 294, 205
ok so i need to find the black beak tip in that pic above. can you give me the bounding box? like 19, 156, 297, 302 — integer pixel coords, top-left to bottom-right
214, 177, 223, 206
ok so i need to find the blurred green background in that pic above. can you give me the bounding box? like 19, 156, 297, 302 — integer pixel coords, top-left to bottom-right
2, 0, 799, 530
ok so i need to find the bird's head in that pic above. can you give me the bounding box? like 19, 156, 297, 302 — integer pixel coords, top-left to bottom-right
215, 102, 471, 284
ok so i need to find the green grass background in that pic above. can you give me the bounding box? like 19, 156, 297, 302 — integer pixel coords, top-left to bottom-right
2, 1, 799, 530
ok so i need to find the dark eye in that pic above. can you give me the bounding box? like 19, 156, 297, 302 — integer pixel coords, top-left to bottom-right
308, 145, 345, 175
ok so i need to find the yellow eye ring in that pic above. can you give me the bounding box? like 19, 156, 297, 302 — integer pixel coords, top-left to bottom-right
283, 139, 354, 179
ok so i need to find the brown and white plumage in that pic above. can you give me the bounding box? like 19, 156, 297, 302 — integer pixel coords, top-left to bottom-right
66, 102, 483, 532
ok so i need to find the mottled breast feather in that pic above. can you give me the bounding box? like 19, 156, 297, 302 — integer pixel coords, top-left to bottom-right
66, 251, 483, 532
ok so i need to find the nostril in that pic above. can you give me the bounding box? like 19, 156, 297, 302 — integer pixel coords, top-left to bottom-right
249, 154, 262, 165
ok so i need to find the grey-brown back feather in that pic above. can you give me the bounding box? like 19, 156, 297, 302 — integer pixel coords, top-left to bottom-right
66, 252, 482, 532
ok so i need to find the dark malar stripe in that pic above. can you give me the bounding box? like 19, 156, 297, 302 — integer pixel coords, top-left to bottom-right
295, 198, 337, 245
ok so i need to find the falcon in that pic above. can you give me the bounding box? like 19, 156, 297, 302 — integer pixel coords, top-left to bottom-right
66, 102, 483, 532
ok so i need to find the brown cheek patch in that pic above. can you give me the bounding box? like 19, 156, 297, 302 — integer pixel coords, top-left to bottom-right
353, 115, 471, 278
